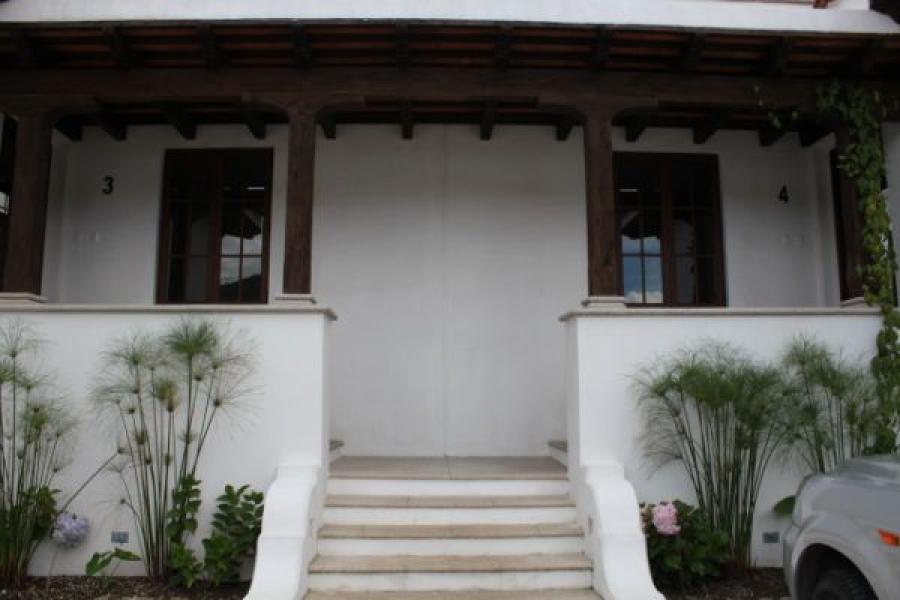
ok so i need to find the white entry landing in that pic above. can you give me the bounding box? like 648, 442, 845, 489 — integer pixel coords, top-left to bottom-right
306, 457, 600, 599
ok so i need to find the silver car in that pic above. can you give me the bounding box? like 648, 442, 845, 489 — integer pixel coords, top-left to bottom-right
784, 455, 900, 600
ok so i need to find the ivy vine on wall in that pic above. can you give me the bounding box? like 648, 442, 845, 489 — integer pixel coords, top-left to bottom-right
815, 81, 899, 453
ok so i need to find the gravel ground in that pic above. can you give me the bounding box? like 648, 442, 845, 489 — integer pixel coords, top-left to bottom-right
0, 577, 249, 599
662, 568, 790, 600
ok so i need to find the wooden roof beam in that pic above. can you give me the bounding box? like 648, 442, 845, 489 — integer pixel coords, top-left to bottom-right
159, 102, 196, 140
592, 28, 612, 68
693, 109, 730, 145
678, 34, 705, 72
198, 25, 226, 68
320, 112, 337, 139
799, 123, 831, 147
496, 28, 512, 69
293, 25, 313, 67
396, 25, 411, 68
103, 26, 138, 68
764, 37, 793, 77
94, 108, 127, 141
10, 29, 48, 67
623, 116, 648, 142
480, 102, 497, 140
851, 38, 883, 78
400, 102, 414, 139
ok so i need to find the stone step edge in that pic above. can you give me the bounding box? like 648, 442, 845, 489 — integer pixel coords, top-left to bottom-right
305, 591, 600, 600
325, 495, 575, 508
309, 553, 592, 574
318, 523, 584, 539
329, 474, 568, 481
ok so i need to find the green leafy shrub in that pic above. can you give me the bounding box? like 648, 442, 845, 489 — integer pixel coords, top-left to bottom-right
638, 343, 789, 567
202, 485, 264, 585
93, 319, 255, 581
641, 500, 730, 591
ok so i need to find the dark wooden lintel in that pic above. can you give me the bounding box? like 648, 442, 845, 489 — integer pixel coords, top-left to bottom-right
94, 109, 127, 141
758, 124, 788, 147
158, 102, 196, 140
11, 29, 46, 67
55, 117, 83, 142
480, 102, 497, 140
199, 25, 226, 69
852, 38, 883, 78
396, 25, 410, 68
692, 109, 730, 144
103, 26, 138, 68
678, 34, 705, 72
400, 102, 414, 139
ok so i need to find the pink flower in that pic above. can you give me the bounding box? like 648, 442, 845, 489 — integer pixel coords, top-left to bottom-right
652, 502, 681, 536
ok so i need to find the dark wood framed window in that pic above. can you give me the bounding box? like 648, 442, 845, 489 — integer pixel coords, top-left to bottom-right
157, 148, 273, 304
615, 152, 726, 306
0, 115, 16, 288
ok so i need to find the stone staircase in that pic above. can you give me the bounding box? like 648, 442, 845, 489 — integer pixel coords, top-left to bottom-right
305, 457, 599, 599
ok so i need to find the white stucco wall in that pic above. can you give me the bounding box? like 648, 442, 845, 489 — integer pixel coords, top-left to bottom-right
0, 306, 331, 577
42, 122, 843, 455
565, 308, 882, 567
1, 0, 897, 35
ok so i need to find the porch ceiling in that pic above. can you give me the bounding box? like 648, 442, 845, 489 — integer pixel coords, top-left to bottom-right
1, 22, 898, 80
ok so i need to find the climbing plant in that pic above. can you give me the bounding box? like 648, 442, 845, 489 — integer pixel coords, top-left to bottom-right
815, 80, 900, 453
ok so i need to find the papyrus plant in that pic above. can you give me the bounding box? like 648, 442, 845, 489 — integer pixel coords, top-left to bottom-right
93, 320, 253, 580
0, 321, 74, 586
638, 343, 789, 568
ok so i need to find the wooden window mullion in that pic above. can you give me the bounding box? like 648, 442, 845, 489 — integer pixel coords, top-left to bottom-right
660, 156, 676, 306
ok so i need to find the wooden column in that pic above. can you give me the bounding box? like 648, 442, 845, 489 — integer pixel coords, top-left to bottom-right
2, 110, 53, 296
282, 107, 318, 298
582, 108, 620, 302
834, 125, 866, 302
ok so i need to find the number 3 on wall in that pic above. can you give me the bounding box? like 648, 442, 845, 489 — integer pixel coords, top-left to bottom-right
102, 176, 114, 195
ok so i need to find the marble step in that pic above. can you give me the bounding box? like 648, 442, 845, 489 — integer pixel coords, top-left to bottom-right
319, 523, 583, 539
307, 553, 593, 592
306, 590, 601, 599
326, 495, 575, 508
327, 478, 570, 497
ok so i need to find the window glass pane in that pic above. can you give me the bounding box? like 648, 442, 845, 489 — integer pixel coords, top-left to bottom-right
623, 256, 643, 304
184, 257, 208, 303
620, 210, 641, 253
189, 202, 211, 255
644, 256, 663, 304
242, 203, 265, 255
240, 257, 263, 303
673, 210, 695, 255
643, 210, 662, 254
219, 257, 241, 302
169, 202, 189, 255
676, 256, 697, 305
221, 202, 243, 255
696, 257, 717, 304
167, 258, 185, 303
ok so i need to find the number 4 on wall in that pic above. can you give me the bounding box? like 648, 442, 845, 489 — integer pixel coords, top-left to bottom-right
779, 185, 789, 204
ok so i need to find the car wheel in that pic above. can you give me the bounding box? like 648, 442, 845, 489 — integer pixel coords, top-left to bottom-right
811, 567, 875, 600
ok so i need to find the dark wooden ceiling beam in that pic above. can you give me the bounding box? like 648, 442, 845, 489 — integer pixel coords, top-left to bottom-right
320, 112, 336, 139
400, 102, 414, 139
94, 108, 127, 141
851, 38, 883, 78
693, 109, 730, 144
678, 34, 705, 72
158, 102, 196, 140
292, 25, 313, 67
396, 25, 410, 68
496, 28, 512, 69
240, 106, 267, 139
592, 28, 612, 68
758, 124, 788, 147
480, 101, 497, 140
11, 29, 46, 67
764, 37, 793, 77
103, 26, 138, 68
198, 25, 226, 69
55, 117, 83, 142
